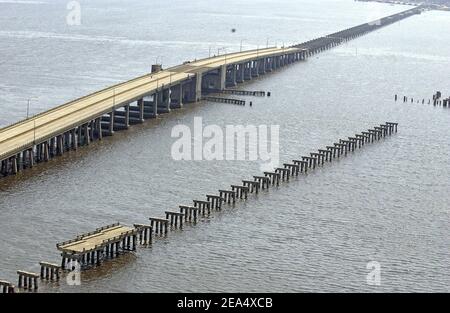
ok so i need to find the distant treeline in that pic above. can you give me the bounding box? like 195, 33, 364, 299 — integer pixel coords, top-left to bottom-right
357, 0, 450, 6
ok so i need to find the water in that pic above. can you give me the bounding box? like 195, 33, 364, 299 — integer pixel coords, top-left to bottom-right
1, 0, 450, 292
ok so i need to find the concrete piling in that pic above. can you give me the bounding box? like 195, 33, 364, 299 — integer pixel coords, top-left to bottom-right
134, 224, 153, 244
310, 152, 324, 165
179, 205, 200, 223
318, 149, 332, 162
386, 122, 398, 133
0, 280, 15, 293
253, 176, 271, 190
264, 171, 281, 186
373, 127, 384, 138
301, 156, 317, 169
17, 271, 39, 291
283, 163, 300, 176
348, 137, 361, 149
165, 212, 184, 228
275, 167, 290, 181
193, 200, 212, 216
292, 160, 309, 173
340, 139, 355, 152
206, 194, 224, 210
242, 180, 260, 193
39, 262, 60, 281
326, 146, 341, 158
149, 218, 169, 235
219, 190, 236, 204
231, 185, 249, 199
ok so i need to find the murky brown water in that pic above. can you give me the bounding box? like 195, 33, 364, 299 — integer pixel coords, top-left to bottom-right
0, 0, 449, 292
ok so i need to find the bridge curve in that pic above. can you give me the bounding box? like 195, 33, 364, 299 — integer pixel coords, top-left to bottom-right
0, 6, 423, 177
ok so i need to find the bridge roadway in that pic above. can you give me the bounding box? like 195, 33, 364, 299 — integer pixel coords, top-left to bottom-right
0, 46, 300, 163
0, 6, 423, 177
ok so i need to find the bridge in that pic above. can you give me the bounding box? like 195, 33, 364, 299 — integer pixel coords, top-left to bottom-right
0, 6, 423, 178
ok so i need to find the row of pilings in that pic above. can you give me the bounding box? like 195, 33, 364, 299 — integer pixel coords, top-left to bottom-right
395, 91, 450, 107
0, 122, 398, 292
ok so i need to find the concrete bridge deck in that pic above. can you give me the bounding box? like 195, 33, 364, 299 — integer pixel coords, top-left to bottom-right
0, 46, 296, 159
0, 6, 423, 177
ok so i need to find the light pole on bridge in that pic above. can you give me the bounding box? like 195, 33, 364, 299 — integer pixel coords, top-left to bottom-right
26, 98, 38, 119
240, 39, 246, 52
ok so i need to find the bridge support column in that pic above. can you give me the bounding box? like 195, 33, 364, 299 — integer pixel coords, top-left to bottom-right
244, 62, 252, 80
1, 159, 7, 176
10, 156, 17, 175
16, 153, 22, 171
236, 64, 244, 83
195, 73, 202, 102
89, 120, 95, 140
108, 111, 115, 135
137, 99, 145, 122
96, 118, 102, 140
76, 127, 82, 146
179, 83, 184, 107
231, 65, 237, 86
71, 129, 77, 150
260, 58, 266, 74
252, 60, 259, 77
56, 135, 64, 155
266, 58, 270, 71
124, 105, 130, 129
157, 88, 171, 114
28, 148, 34, 168
152, 93, 158, 117
219, 65, 226, 90
43, 142, 49, 162
20, 151, 26, 169
170, 84, 183, 109
165, 88, 171, 112
64, 132, 71, 151
35, 144, 41, 163
84, 124, 90, 145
